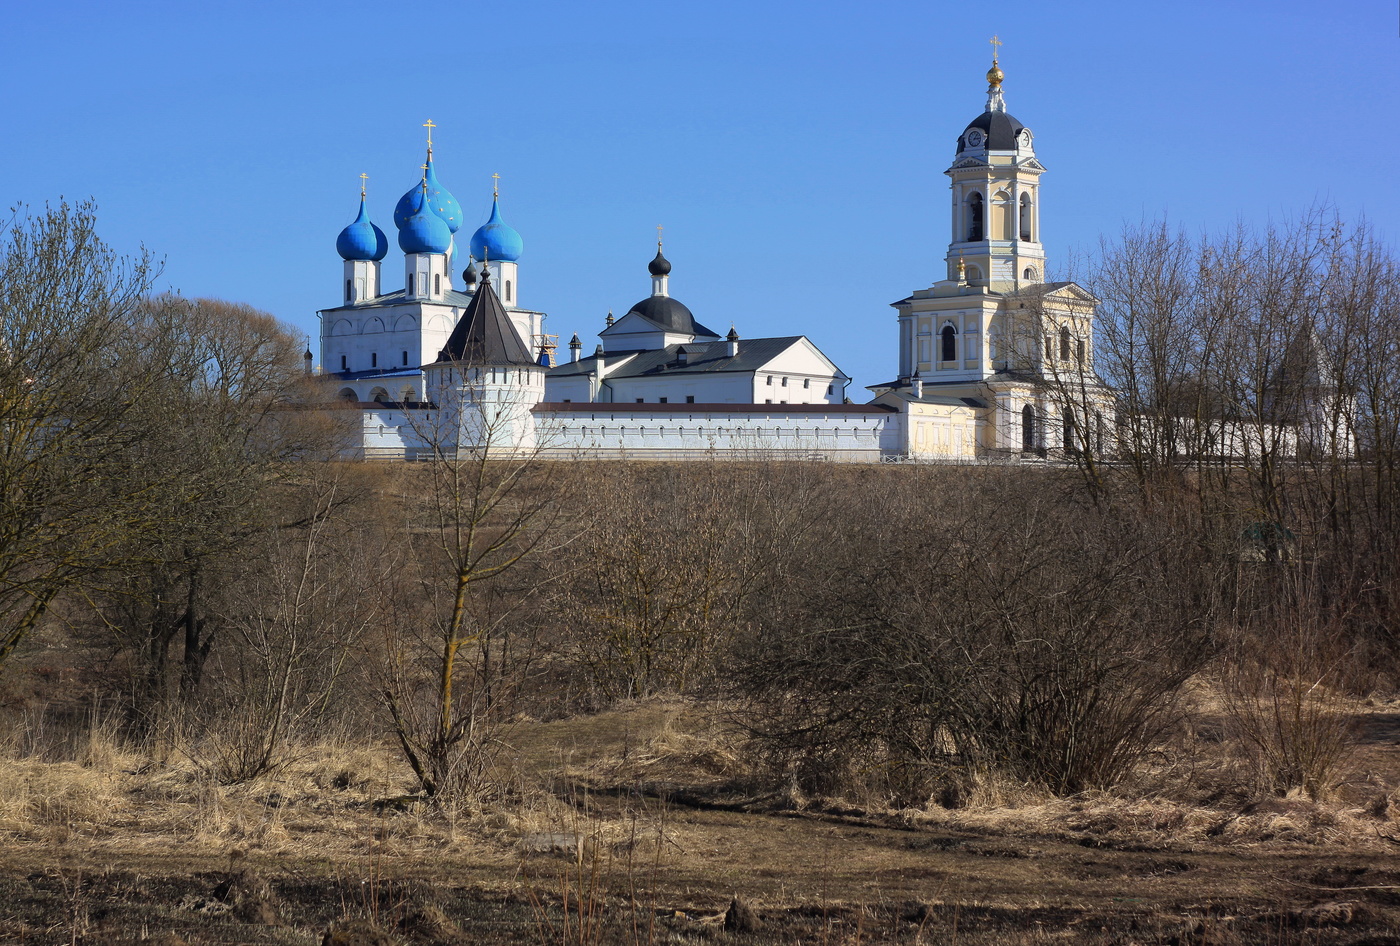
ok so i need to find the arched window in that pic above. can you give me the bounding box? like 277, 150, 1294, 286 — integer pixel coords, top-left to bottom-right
1023, 266, 1037, 281
1059, 326, 1071, 361
966, 192, 984, 242
965, 264, 982, 283
941, 325, 957, 362
1022, 405, 1036, 450
370, 387, 390, 404
1019, 193, 1033, 241
338, 387, 357, 401
407, 273, 414, 295
1063, 408, 1077, 452
346, 279, 353, 302
505, 279, 512, 301
1077, 338, 1086, 364
434, 273, 441, 295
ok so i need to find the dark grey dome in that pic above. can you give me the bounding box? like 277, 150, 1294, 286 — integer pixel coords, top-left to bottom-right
648, 248, 672, 276
958, 110, 1027, 151
628, 295, 697, 334
462, 265, 477, 285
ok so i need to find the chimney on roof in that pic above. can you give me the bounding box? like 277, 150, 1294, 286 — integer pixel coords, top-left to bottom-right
726, 325, 739, 358
569, 333, 582, 363
911, 371, 923, 399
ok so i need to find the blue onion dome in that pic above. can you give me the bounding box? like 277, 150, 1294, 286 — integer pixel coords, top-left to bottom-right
397, 185, 453, 254
393, 154, 463, 233
469, 196, 523, 262
336, 196, 389, 261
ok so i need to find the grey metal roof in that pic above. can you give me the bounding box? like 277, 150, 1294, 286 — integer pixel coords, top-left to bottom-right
319, 289, 544, 318
547, 336, 818, 380
434, 271, 536, 366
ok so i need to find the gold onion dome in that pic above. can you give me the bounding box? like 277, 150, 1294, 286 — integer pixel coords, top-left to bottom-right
986, 63, 1004, 87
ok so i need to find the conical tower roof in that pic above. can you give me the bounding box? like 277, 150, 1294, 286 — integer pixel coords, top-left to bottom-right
437, 268, 536, 366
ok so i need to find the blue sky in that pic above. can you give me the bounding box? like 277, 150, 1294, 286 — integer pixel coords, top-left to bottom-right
4, 0, 1396, 390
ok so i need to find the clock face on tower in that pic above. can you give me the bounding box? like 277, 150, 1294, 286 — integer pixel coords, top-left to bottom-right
1018, 129, 1032, 148
965, 129, 984, 148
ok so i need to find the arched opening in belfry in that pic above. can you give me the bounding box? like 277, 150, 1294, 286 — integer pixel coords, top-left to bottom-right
1019, 193, 1034, 241
966, 192, 984, 242
1021, 405, 1036, 450
1060, 326, 1072, 361
941, 324, 957, 363
993, 191, 1012, 240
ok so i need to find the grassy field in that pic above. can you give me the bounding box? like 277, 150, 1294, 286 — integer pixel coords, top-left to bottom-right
4, 697, 1400, 945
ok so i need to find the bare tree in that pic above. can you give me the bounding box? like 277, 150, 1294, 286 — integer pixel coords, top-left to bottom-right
0, 200, 164, 668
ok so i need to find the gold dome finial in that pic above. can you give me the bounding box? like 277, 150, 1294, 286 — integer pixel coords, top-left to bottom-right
987, 35, 1004, 88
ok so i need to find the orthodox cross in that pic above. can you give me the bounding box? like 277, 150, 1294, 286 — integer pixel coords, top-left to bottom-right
492, 172, 501, 197
423, 119, 436, 148
656, 224, 663, 248
989, 35, 1002, 63
359, 172, 368, 197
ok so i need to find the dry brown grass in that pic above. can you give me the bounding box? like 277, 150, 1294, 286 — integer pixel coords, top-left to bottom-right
4, 695, 1400, 944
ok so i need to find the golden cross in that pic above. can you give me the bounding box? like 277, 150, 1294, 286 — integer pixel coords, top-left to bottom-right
656, 224, 663, 248
359, 172, 368, 196
989, 35, 1002, 63
423, 119, 436, 148
492, 172, 501, 197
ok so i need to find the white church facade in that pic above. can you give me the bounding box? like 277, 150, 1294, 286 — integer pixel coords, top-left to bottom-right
318, 53, 1113, 463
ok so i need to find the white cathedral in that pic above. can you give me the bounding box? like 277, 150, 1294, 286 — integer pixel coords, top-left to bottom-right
318, 53, 1108, 462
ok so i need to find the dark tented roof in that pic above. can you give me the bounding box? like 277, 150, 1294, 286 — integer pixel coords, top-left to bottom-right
436, 271, 536, 366
959, 109, 1027, 151
548, 336, 820, 380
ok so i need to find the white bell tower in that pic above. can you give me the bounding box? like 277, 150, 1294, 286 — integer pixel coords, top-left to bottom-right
944, 37, 1047, 292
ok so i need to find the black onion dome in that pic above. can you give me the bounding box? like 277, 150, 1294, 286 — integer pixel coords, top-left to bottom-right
627, 295, 697, 334
958, 110, 1027, 151
462, 265, 477, 286
648, 248, 672, 276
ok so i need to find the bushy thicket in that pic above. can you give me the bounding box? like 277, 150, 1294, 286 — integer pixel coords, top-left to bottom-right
2, 206, 1397, 808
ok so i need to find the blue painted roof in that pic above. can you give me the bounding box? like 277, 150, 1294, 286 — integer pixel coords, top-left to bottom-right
336, 195, 389, 262
393, 153, 463, 234
397, 186, 453, 255
469, 196, 523, 262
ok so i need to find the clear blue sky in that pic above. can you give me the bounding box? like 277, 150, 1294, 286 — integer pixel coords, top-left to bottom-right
4, 0, 1396, 390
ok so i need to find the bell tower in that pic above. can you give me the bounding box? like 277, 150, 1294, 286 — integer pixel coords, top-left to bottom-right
944, 38, 1046, 291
